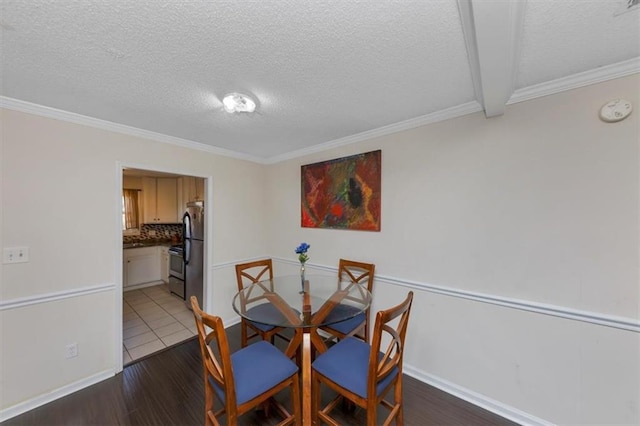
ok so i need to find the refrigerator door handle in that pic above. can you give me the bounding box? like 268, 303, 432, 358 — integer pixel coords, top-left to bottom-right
182, 211, 191, 265
184, 239, 191, 265
182, 212, 192, 240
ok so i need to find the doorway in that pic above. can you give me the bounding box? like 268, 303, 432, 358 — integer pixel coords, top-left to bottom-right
119, 166, 208, 367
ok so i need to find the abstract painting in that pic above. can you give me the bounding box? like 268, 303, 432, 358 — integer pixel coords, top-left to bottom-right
301, 150, 381, 231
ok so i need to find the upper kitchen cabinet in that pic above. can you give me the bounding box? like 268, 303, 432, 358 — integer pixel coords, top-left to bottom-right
195, 177, 204, 201
177, 176, 205, 208
142, 177, 178, 223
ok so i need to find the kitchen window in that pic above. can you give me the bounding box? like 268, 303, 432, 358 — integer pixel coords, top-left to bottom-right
122, 189, 141, 231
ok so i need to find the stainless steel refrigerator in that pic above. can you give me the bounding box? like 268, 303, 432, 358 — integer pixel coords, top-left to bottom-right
183, 201, 204, 309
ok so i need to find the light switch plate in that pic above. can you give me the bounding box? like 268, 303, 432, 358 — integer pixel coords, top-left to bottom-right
3, 247, 30, 264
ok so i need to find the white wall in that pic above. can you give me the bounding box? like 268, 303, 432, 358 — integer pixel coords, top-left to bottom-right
265, 74, 639, 425
0, 108, 268, 417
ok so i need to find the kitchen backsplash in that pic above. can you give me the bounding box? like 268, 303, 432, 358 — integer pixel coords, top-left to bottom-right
123, 224, 182, 243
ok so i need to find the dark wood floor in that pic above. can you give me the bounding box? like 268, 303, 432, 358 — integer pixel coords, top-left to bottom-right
3, 324, 517, 425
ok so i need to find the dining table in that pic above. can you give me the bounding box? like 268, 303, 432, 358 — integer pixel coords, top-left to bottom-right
232, 273, 372, 425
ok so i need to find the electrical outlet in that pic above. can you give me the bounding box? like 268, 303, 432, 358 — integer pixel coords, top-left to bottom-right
65, 343, 78, 359
3, 247, 29, 264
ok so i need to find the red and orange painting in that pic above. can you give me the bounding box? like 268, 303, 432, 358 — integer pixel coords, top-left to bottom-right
301, 150, 381, 231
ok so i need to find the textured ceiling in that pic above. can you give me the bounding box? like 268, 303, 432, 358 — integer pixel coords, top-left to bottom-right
1, 0, 638, 163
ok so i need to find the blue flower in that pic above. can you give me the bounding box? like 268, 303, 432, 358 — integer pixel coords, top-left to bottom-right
295, 242, 310, 263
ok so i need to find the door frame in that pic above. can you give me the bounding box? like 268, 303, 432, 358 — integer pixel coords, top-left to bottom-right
115, 161, 212, 373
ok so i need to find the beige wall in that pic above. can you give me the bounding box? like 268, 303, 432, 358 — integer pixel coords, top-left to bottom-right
0, 108, 268, 415
265, 74, 639, 425
0, 74, 638, 424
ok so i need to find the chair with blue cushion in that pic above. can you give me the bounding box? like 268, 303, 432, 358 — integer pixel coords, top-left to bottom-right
319, 259, 375, 343
235, 259, 291, 347
312, 291, 414, 425
190, 296, 301, 426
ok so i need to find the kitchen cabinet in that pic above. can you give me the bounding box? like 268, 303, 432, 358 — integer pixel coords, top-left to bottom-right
160, 246, 170, 283
179, 176, 205, 205
195, 177, 204, 202
142, 177, 178, 223
123, 246, 162, 288
177, 177, 185, 214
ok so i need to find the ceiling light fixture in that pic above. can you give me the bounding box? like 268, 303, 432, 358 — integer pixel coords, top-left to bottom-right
222, 93, 256, 113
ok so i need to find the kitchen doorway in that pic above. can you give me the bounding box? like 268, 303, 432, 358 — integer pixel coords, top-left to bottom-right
119, 166, 208, 367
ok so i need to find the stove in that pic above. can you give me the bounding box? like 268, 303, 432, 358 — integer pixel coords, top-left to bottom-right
168, 246, 185, 299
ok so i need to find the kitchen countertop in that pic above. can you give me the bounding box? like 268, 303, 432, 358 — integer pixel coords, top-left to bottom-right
123, 240, 177, 249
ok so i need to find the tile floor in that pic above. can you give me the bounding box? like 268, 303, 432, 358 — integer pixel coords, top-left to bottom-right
123, 284, 197, 365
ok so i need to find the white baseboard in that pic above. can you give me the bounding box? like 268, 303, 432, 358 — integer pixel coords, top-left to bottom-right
123, 280, 165, 292
0, 369, 115, 422
403, 365, 555, 426
224, 315, 242, 327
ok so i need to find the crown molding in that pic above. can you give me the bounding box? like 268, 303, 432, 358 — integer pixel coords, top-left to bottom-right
266, 56, 639, 163
0, 96, 266, 164
2, 57, 638, 166
264, 101, 484, 164
508, 57, 640, 105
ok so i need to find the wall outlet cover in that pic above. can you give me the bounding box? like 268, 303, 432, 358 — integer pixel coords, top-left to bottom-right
3, 247, 29, 264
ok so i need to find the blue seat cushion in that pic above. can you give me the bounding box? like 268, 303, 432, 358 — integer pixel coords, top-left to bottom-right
245, 303, 290, 332
323, 304, 365, 335
312, 337, 398, 399
210, 341, 298, 405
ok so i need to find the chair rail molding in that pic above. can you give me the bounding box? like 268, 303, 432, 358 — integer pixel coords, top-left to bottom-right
0, 283, 115, 311
271, 257, 639, 333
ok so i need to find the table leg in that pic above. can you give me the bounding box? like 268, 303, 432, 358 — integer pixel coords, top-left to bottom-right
302, 332, 312, 425
285, 328, 303, 359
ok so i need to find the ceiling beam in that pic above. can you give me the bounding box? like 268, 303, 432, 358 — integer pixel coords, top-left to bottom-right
458, 0, 526, 117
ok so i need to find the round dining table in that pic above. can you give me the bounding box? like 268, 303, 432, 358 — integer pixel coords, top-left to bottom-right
232, 274, 372, 425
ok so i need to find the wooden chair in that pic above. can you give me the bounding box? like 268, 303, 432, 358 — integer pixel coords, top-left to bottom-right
319, 259, 375, 343
235, 259, 290, 347
312, 291, 414, 426
190, 296, 302, 426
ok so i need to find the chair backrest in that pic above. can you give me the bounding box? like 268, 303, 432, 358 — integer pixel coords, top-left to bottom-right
338, 259, 375, 293
235, 259, 273, 292
367, 291, 414, 398
338, 259, 376, 341
191, 296, 238, 415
